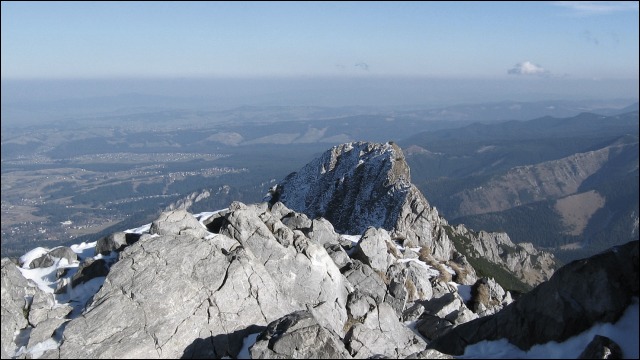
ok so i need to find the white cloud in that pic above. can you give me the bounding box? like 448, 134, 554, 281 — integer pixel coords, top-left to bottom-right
553, 1, 639, 16
508, 61, 548, 76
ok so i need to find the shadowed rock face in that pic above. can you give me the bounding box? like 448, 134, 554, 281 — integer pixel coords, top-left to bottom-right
429, 240, 639, 356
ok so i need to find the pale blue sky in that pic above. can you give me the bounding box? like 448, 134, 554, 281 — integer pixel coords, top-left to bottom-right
2, 1, 638, 79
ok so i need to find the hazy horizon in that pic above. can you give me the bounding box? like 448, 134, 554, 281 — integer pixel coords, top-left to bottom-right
2, 76, 638, 108
2, 2, 638, 113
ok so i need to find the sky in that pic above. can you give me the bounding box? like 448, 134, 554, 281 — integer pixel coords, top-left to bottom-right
1, 1, 639, 105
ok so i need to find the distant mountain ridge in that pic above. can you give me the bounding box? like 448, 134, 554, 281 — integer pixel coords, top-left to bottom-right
403, 111, 639, 260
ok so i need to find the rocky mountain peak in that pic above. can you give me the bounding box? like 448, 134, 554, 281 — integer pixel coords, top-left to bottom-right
272, 141, 557, 288
272, 141, 452, 260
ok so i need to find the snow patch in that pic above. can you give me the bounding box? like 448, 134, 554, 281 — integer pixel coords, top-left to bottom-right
124, 223, 151, 234
451, 282, 472, 302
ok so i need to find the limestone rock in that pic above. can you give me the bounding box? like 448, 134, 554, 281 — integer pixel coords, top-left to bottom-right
149, 209, 209, 239
429, 240, 639, 355
95, 232, 139, 255
250, 310, 352, 359
273, 142, 453, 261
403, 261, 434, 302
416, 315, 454, 341
58, 233, 295, 359
406, 348, 454, 359
1, 258, 33, 357
345, 302, 427, 359
343, 260, 387, 304
219, 202, 350, 337
352, 227, 396, 273
450, 225, 556, 287
1, 258, 72, 358
309, 218, 340, 247
324, 243, 352, 271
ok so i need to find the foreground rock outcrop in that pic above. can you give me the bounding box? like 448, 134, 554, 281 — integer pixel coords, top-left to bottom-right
429, 240, 639, 355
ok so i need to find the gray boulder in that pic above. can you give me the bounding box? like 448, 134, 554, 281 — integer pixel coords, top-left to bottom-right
324, 243, 352, 271
345, 301, 427, 358
55, 258, 110, 295
352, 227, 396, 273
416, 315, 454, 341
403, 261, 434, 302
343, 260, 387, 303
149, 209, 209, 239
58, 233, 295, 359
250, 310, 352, 359
309, 218, 340, 246
423, 292, 463, 321
347, 290, 377, 319
406, 348, 454, 359
95, 232, 128, 255
401, 302, 425, 322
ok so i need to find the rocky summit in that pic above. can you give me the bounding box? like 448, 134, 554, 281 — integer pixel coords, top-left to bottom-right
1, 141, 637, 359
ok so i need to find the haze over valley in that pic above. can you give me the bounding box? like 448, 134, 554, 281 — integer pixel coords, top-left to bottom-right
2, 98, 638, 263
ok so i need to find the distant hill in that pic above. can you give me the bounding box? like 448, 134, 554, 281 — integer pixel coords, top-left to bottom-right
402, 111, 639, 262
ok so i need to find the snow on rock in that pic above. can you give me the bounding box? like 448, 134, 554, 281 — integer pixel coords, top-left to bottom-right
272, 141, 454, 261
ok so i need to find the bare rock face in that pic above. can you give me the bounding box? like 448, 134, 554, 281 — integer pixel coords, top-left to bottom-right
429, 240, 639, 356
54, 201, 354, 359
149, 209, 210, 239
344, 301, 427, 358
1, 258, 33, 358
1, 258, 71, 358
59, 233, 294, 359
219, 202, 351, 338
273, 142, 453, 261
94, 231, 141, 255
250, 310, 352, 359
449, 224, 556, 287
352, 227, 396, 273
